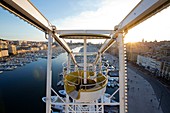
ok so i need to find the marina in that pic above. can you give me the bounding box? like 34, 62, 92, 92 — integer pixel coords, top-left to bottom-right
1, 47, 106, 113
0, 48, 64, 71
0, 52, 68, 113
1, 45, 119, 113
0, 53, 40, 71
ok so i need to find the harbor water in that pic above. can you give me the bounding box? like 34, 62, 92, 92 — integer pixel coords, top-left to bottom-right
0, 47, 118, 113
0, 52, 68, 113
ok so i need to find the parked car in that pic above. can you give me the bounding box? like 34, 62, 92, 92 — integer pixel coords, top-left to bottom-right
108, 70, 119, 82
107, 65, 115, 71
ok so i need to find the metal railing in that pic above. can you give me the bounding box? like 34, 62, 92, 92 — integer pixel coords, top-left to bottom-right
65, 73, 108, 91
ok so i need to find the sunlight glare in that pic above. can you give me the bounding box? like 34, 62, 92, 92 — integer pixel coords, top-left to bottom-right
125, 29, 142, 43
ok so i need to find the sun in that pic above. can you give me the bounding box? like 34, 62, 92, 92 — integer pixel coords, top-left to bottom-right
124, 29, 143, 43
124, 36, 138, 43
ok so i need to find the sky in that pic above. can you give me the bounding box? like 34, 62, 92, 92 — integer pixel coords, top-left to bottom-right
0, 0, 170, 43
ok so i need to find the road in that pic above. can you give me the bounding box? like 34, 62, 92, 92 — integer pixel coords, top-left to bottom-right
104, 54, 170, 113
128, 63, 170, 113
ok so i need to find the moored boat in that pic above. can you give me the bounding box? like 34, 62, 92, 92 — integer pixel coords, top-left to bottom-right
42, 96, 65, 111
58, 90, 66, 96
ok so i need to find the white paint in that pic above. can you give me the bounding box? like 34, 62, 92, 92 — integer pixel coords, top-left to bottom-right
84, 38, 87, 84
46, 32, 52, 113
118, 33, 125, 113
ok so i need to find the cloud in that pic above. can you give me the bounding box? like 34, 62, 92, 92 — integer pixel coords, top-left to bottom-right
53, 0, 140, 30
126, 7, 170, 42
52, 0, 170, 43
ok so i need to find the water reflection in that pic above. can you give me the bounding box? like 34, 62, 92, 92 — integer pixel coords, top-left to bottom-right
33, 66, 46, 81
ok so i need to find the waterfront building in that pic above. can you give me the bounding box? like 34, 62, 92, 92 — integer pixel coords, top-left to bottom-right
30, 46, 40, 52
0, 50, 9, 57
17, 46, 29, 54
137, 55, 148, 67
39, 46, 44, 50
21, 41, 27, 46
42, 44, 47, 50
160, 58, 170, 80
17, 49, 28, 54
130, 41, 170, 80
137, 55, 170, 79
162, 47, 170, 56
126, 42, 149, 62
8, 44, 17, 55
12, 40, 18, 45
0, 39, 8, 49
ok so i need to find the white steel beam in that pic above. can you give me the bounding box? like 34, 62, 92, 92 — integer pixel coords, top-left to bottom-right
118, 33, 125, 113
94, 38, 116, 65
0, 0, 78, 66
99, 38, 116, 54
56, 30, 114, 35
101, 96, 104, 113
118, 0, 170, 31
94, 0, 170, 65
66, 53, 71, 113
84, 38, 87, 84
53, 34, 77, 66
94, 65, 96, 77
53, 34, 77, 65
73, 52, 97, 55
96, 100, 98, 113
46, 33, 53, 113
0, 0, 51, 32
51, 102, 120, 106
99, 53, 102, 73
53, 34, 72, 53
67, 53, 71, 74
94, 54, 100, 65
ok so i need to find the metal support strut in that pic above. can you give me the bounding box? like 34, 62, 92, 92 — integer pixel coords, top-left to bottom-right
84, 38, 87, 84
99, 53, 102, 73
66, 53, 71, 112
46, 32, 53, 113
118, 32, 125, 113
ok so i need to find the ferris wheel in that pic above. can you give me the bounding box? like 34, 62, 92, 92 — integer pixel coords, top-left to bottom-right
0, 0, 169, 113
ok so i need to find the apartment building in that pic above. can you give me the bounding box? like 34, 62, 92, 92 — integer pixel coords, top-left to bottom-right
0, 50, 9, 57
8, 44, 17, 55
137, 55, 161, 71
